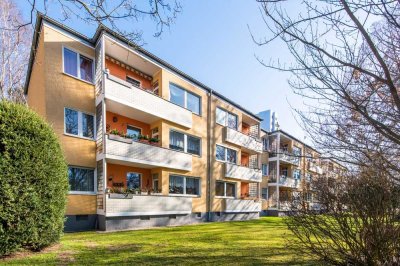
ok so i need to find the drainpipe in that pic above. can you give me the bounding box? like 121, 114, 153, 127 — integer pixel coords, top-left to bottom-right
206, 90, 213, 222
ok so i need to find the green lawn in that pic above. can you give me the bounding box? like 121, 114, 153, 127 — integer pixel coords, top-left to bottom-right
2, 217, 317, 265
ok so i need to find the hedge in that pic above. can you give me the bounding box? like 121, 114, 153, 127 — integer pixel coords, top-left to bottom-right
0, 101, 68, 257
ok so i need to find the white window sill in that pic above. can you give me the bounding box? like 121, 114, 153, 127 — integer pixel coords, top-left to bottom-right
69, 191, 96, 195
62, 72, 94, 85
215, 196, 235, 199
64, 133, 96, 142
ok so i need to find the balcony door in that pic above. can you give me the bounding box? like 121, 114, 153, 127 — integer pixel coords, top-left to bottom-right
127, 172, 141, 189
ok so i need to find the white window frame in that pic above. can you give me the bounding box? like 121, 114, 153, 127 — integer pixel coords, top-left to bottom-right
62, 46, 95, 84
169, 174, 201, 197
215, 144, 238, 164
215, 181, 236, 198
216, 107, 238, 130
68, 166, 96, 195
262, 164, 269, 176
169, 83, 202, 115
169, 129, 201, 156
64, 107, 96, 140
126, 75, 142, 88
152, 173, 159, 192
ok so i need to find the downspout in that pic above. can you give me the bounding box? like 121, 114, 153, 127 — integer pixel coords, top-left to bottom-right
206, 90, 213, 222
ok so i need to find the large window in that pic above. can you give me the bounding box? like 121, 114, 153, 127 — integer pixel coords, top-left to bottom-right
169, 175, 200, 196
127, 172, 141, 189
216, 144, 237, 164
68, 166, 95, 192
169, 130, 201, 156
216, 107, 238, 130
169, 83, 201, 115
127, 125, 141, 140
64, 108, 95, 139
293, 169, 301, 180
63, 47, 93, 83
216, 181, 236, 197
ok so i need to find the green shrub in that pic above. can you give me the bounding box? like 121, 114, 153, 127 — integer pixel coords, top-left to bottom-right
0, 101, 68, 257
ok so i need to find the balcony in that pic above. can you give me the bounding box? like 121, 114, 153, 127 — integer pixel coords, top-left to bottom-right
268, 176, 300, 189
103, 74, 192, 128
269, 149, 299, 165
224, 163, 262, 182
223, 199, 261, 213
224, 127, 262, 154
105, 194, 192, 217
105, 135, 192, 171
308, 162, 323, 174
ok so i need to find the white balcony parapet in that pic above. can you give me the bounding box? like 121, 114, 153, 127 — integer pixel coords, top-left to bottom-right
224, 127, 262, 153
105, 194, 192, 217
105, 136, 192, 171
308, 163, 323, 174
225, 163, 262, 183
279, 177, 300, 188
104, 74, 192, 128
223, 199, 261, 213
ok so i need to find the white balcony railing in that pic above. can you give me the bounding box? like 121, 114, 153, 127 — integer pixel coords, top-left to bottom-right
225, 163, 262, 182
308, 162, 323, 174
269, 149, 300, 165
223, 199, 261, 213
279, 177, 300, 188
105, 136, 192, 171
224, 127, 262, 153
103, 74, 192, 128
105, 194, 192, 217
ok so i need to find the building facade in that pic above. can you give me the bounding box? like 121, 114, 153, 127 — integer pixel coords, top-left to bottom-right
25, 15, 339, 231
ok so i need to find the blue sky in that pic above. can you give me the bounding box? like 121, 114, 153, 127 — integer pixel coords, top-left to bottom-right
19, 0, 308, 142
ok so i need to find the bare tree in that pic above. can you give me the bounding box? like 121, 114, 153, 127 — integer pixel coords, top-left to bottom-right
252, 0, 400, 264
0, 0, 31, 103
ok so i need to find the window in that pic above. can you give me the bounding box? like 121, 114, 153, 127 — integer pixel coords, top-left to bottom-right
216, 181, 236, 197
63, 47, 93, 82
126, 76, 141, 88
262, 164, 268, 176
169, 175, 200, 196
127, 125, 141, 140
262, 138, 269, 151
68, 166, 95, 192
293, 169, 301, 180
216, 144, 237, 164
293, 146, 302, 164
64, 108, 95, 139
152, 174, 159, 192
216, 107, 238, 130
169, 83, 201, 115
281, 167, 288, 177
169, 130, 201, 156
127, 172, 141, 189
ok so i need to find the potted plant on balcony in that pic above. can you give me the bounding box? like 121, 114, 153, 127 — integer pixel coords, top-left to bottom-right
138, 134, 149, 144
149, 137, 159, 146
108, 187, 134, 199
108, 129, 133, 144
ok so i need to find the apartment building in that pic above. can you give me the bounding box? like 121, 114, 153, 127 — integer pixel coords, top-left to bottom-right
25, 14, 264, 232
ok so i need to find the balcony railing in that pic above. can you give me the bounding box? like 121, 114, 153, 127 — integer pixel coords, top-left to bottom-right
308, 162, 323, 174
105, 135, 192, 171
225, 163, 262, 182
105, 194, 192, 217
269, 149, 299, 165
224, 127, 262, 154
103, 74, 192, 128
268, 175, 301, 189
223, 198, 261, 213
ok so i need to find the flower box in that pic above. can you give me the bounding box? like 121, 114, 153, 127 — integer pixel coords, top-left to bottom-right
108, 193, 133, 199
109, 134, 133, 144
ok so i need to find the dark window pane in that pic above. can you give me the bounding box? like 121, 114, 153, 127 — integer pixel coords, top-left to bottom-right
227, 148, 237, 164
127, 173, 141, 189
64, 48, 77, 77
169, 175, 184, 194
187, 92, 200, 115
228, 113, 238, 129
65, 108, 78, 135
82, 113, 94, 138
187, 135, 200, 155
126, 76, 141, 88
216, 145, 226, 161
127, 126, 141, 140
186, 178, 199, 195
170, 84, 185, 107
216, 182, 225, 196
226, 183, 235, 197
169, 131, 184, 151
79, 55, 93, 82
68, 167, 94, 191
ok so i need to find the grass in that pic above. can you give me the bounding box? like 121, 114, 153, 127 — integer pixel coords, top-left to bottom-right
1, 217, 317, 265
